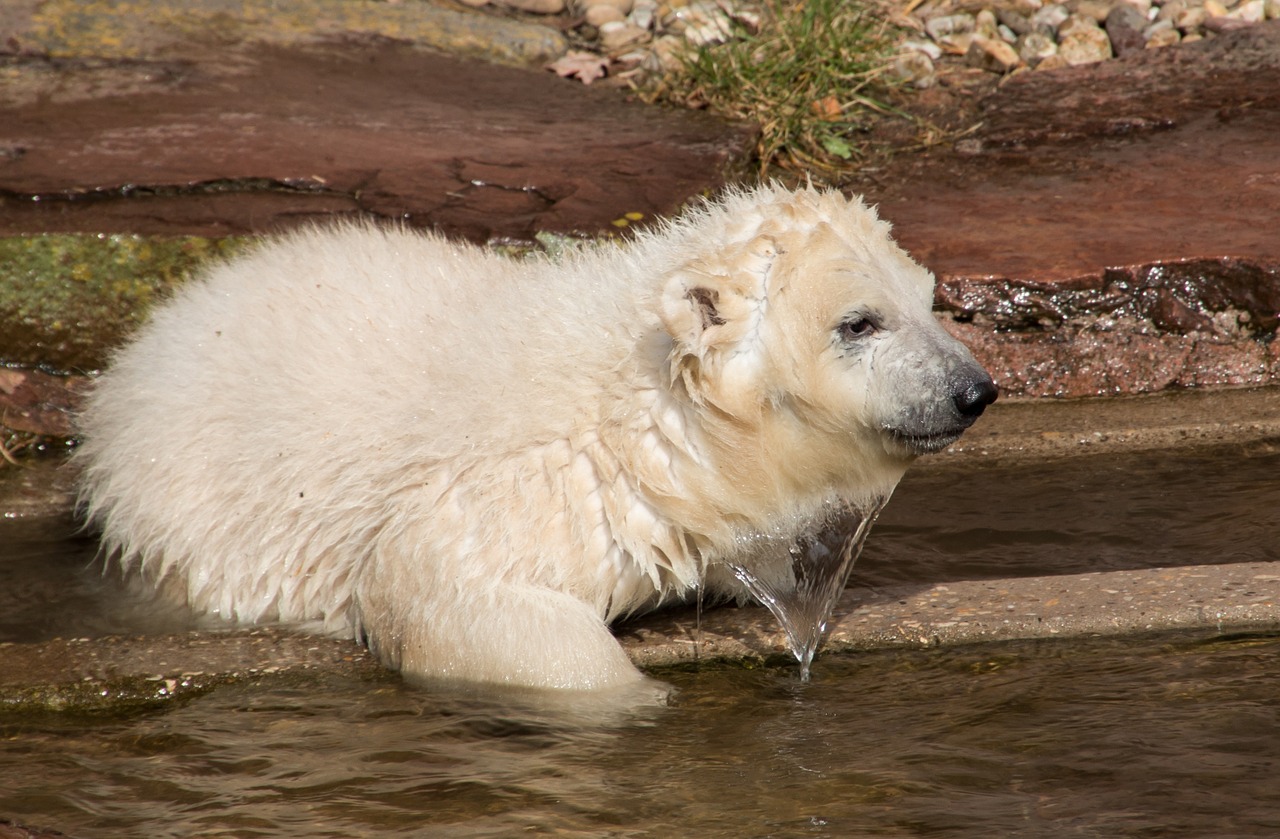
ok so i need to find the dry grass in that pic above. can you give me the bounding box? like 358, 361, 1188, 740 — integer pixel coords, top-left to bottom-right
645, 0, 905, 180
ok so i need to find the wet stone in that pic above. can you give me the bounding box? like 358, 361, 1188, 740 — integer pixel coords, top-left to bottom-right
851, 21, 1280, 397
0, 44, 756, 242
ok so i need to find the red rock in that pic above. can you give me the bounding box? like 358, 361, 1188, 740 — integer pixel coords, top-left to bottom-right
0, 44, 756, 242
856, 21, 1280, 397
0, 368, 85, 438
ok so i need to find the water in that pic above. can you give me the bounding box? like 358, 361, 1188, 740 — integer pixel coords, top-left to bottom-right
5, 446, 1278, 644
859, 444, 1280, 586
2, 631, 1279, 837
3, 445, 1280, 836
726, 444, 1280, 676
728, 498, 887, 680
0, 516, 195, 644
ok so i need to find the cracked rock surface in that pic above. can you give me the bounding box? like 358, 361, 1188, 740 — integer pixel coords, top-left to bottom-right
0, 38, 755, 242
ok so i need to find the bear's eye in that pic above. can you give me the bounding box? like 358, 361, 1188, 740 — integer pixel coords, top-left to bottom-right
838, 316, 878, 342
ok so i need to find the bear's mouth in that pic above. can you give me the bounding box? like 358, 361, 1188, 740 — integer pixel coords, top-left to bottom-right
883, 421, 976, 456
888, 429, 965, 455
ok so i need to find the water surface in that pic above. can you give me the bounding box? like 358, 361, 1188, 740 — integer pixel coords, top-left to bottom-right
6, 446, 1278, 643
859, 445, 1280, 586
2, 632, 1278, 837
2, 446, 1279, 836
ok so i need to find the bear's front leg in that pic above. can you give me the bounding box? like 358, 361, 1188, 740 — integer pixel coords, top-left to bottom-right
362, 581, 647, 692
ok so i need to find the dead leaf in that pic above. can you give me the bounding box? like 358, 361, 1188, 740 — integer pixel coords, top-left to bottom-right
547, 51, 610, 86
810, 95, 842, 120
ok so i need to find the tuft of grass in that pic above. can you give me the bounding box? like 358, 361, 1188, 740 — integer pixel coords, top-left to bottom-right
648, 0, 902, 180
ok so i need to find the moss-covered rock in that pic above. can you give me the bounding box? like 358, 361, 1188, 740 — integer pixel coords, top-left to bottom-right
15, 0, 567, 67
0, 234, 241, 372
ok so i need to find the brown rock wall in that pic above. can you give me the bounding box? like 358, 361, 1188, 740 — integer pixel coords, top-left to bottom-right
857, 22, 1280, 397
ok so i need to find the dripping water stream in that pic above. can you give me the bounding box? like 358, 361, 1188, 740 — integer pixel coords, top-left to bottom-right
726, 496, 889, 680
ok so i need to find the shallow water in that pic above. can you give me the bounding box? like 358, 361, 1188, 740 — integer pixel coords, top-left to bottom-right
6, 446, 1278, 644
2, 631, 1279, 838
0, 517, 194, 644
2, 446, 1280, 836
859, 445, 1280, 586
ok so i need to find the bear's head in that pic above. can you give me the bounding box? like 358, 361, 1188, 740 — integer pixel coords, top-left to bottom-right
660, 185, 997, 507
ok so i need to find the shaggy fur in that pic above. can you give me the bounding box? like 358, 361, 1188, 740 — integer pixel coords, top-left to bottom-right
76, 184, 995, 690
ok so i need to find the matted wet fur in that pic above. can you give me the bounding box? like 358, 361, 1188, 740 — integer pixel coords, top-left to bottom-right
76, 184, 995, 691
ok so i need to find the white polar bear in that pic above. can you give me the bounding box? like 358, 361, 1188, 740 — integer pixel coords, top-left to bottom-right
75, 184, 996, 691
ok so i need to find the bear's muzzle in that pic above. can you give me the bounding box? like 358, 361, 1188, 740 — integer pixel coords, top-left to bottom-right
884, 366, 998, 455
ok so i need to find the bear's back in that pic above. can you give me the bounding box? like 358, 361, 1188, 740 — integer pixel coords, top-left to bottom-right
75, 223, 658, 629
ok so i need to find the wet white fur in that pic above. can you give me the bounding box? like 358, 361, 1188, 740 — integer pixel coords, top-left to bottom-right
77, 184, 973, 691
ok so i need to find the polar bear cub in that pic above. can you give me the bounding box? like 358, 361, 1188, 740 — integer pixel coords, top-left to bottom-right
76, 184, 996, 691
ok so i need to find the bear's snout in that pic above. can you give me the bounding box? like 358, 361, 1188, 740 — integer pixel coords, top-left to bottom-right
880, 360, 998, 457
953, 375, 999, 421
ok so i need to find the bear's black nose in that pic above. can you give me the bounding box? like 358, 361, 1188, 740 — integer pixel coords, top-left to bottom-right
954, 377, 999, 419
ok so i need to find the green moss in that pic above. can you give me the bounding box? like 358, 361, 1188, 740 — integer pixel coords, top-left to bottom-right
22, 0, 565, 66
0, 234, 243, 372
0, 673, 228, 718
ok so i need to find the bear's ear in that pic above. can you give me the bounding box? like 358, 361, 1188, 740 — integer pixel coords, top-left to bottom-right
659, 233, 781, 359
660, 276, 730, 357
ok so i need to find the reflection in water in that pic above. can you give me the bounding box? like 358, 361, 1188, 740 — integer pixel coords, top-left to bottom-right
2, 632, 1279, 837
0, 517, 196, 645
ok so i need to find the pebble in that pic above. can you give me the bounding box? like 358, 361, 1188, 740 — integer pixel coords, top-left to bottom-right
1073, 0, 1116, 22
1031, 4, 1071, 31
497, 0, 567, 12
903, 0, 1274, 75
1105, 3, 1149, 55
1146, 22, 1184, 43
1017, 30, 1059, 62
630, 0, 657, 30
1059, 22, 1114, 63
967, 35, 1022, 71
529, 0, 1275, 90
1058, 13, 1101, 39
599, 19, 648, 49
997, 8, 1035, 35
893, 49, 938, 88
976, 8, 1002, 38
926, 13, 976, 40
586, 4, 625, 25
902, 38, 944, 59
1234, 0, 1266, 20
1174, 6, 1209, 28
666, 1, 737, 46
